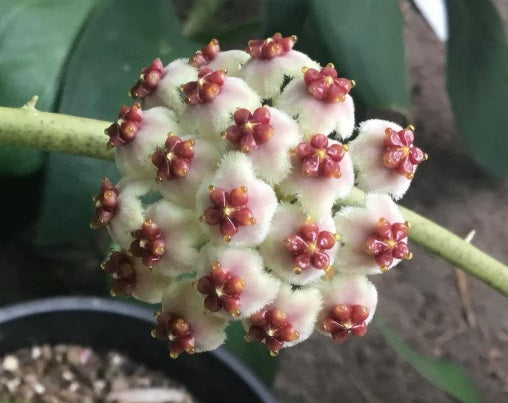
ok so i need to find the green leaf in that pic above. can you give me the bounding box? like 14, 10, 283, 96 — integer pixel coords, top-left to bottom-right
223, 321, 278, 385
445, 0, 508, 176
376, 316, 481, 403
37, 0, 199, 243
260, 0, 310, 38
311, 0, 410, 116
0, 0, 97, 175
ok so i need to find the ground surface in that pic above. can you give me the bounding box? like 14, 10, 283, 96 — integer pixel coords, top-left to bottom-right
0, 2, 507, 403
0, 344, 195, 402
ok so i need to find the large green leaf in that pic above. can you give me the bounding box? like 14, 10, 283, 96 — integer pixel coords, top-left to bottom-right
445, 0, 508, 176
37, 0, 199, 243
0, 0, 97, 175
311, 0, 410, 116
376, 317, 481, 403
260, 0, 310, 38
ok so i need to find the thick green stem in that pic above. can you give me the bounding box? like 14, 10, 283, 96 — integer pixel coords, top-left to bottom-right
0, 102, 113, 160
1, 104, 507, 296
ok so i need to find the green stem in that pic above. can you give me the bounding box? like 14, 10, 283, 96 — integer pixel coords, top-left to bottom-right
0, 101, 113, 160
1, 104, 507, 296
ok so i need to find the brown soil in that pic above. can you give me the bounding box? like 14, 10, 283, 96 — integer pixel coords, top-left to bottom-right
0, 344, 195, 403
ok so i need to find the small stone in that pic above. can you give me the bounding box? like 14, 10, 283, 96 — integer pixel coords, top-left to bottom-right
2, 355, 19, 372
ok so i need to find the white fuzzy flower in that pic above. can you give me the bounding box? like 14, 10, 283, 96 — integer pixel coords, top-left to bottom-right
196, 152, 277, 246
260, 203, 339, 285
348, 119, 428, 199
156, 281, 228, 357
279, 134, 354, 218
317, 275, 377, 343
334, 194, 411, 275
243, 285, 322, 355
196, 246, 280, 319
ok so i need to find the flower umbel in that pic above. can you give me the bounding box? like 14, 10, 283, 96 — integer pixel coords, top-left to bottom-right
93, 33, 426, 357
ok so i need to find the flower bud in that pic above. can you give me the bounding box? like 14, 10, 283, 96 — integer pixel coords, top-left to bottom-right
196, 152, 277, 246
159, 281, 228, 356
243, 285, 321, 354
114, 106, 181, 180
334, 194, 411, 274
260, 203, 339, 285
317, 275, 377, 343
279, 134, 354, 218
348, 119, 428, 199
196, 246, 280, 319
275, 66, 355, 139
223, 106, 301, 184
242, 34, 320, 101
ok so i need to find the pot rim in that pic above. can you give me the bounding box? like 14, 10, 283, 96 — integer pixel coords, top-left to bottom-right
0, 296, 277, 403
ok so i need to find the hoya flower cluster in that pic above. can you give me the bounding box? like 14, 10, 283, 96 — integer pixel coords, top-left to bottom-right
93, 34, 427, 358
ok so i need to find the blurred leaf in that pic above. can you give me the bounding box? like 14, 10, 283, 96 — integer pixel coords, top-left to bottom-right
191, 19, 261, 50
37, 0, 199, 243
0, 0, 97, 175
260, 0, 310, 37
445, 0, 508, 176
183, 0, 227, 39
311, 0, 410, 116
376, 317, 481, 403
224, 321, 278, 385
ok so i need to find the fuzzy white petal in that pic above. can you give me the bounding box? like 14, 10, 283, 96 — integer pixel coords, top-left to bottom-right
144, 59, 198, 114
242, 285, 322, 349
107, 179, 154, 249
275, 80, 355, 139
334, 194, 406, 275
157, 138, 222, 209
145, 200, 201, 275
181, 77, 261, 141
260, 203, 338, 286
279, 140, 354, 218
207, 50, 250, 77
196, 152, 277, 247
197, 246, 281, 319
241, 51, 321, 101
349, 119, 413, 199
161, 281, 228, 353
132, 260, 172, 304
115, 107, 179, 180
317, 275, 378, 330
238, 107, 302, 184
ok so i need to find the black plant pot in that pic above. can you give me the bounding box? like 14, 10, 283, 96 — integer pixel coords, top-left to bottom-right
0, 297, 276, 403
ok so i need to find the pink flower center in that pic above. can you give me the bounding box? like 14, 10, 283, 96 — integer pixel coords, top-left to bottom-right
189, 39, 220, 68
91, 177, 119, 228
181, 68, 225, 104
284, 222, 338, 274
245, 309, 299, 356
293, 134, 347, 178
102, 251, 136, 297
105, 103, 143, 148
151, 134, 195, 182
129, 58, 165, 99
197, 261, 246, 317
303, 63, 354, 103
152, 312, 196, 358
383, 126, 428, 179
321, 303, 370, 344
364, 218, 412, 272
224, 107, 274, 153
201, 186, 256, 242
245, 33, 297, 60
129, 218, 166, 268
